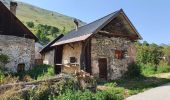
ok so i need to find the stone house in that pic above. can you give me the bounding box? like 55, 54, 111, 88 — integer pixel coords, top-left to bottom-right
0, 1, 38, 72
40, 9, 142, 80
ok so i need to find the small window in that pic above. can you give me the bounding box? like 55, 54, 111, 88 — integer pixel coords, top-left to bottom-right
17, 63, 25, 73
114, 50, 124, 59
70, 57, 77, 63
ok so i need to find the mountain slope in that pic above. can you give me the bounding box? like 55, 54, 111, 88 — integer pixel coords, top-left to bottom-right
1, 0, 85, 44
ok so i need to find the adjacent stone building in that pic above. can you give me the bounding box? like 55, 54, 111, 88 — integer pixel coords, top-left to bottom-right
41, 9, 142, 80
0, 1, 38, 72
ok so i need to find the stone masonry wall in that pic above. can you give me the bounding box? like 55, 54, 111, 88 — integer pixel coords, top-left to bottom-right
91, 34, 134, 80
0, 35, 35, 72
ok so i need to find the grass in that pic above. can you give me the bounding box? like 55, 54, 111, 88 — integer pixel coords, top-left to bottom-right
100, 72, 170, 98
0, 64, 55, 85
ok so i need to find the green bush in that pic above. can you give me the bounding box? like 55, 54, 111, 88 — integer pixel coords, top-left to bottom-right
14, 64, 55, 80
26, 21, 34, 28
51, 81, 124, 100
141, 63, 156, 76
124, 63, 142, 78
0, 54, 10, 70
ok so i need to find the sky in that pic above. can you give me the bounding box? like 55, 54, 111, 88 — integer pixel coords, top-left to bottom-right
17, 0, 170, 44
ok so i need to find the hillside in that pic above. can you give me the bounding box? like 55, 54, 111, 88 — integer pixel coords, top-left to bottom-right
1, 0, 85, 44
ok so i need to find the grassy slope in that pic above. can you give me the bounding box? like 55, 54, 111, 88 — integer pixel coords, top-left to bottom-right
16, 2, 85, 33
1, 0, 85, 42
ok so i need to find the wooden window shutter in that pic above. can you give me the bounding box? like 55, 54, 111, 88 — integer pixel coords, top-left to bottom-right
115, 50, 124, 59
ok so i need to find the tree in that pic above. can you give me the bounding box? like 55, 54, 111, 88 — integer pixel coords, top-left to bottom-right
163, 46, 170, 65
35, 29, 50, 45
50, 27, 59, 37
143, 41, 149, 46
26, 21, 34, 28
136, 42, 163, 65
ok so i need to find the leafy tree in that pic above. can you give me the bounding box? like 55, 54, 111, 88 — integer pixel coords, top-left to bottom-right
35, 29, 50, 45
143, 41, 149, 46
50, 27, 59, 37
26, 21, 34, 28
136, 41, 163, 65
163, 46, 170, 65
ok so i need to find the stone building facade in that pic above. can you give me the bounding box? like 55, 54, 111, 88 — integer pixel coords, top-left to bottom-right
0, 1, 38, 72
41, 9, 142, 80
91, 34, 133, 80
0, 35, 35, 72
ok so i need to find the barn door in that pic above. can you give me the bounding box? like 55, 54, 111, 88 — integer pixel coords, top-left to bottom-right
98, 58, 107, 80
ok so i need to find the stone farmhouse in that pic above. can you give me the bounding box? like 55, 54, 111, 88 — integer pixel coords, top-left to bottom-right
40, 9, 142, 80
0, 1, 38, 72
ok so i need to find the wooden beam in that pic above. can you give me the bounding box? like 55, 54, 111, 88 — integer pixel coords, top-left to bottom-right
98, 30, 138, 40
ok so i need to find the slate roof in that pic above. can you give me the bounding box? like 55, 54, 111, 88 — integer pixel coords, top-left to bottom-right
52, 10, 120, 46
52, 9, 141, 46
53, 10, 142, 48
40, 34, 64, 53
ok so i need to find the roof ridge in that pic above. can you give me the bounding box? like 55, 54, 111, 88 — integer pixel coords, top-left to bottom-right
76, 9, 122, 31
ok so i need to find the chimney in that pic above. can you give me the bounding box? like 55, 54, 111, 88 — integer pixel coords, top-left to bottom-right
10, 1, 18, 15
74, 19, 79, 31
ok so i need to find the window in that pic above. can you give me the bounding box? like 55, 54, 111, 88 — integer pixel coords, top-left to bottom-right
17, 63, 25, 73
70, 57, 77, 63
114, 50, 124, 59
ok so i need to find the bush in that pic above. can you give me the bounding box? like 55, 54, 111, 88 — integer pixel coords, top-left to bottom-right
141, 63, 156, 76
27, 83, 51, 100
51, 81, 124, 100
26, 21, 34, 28
14, 64, 55, 80
124, 63, 142, 78
0, 54, 10, 70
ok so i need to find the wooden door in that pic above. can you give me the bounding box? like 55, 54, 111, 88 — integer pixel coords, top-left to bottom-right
98, 58, 107, 80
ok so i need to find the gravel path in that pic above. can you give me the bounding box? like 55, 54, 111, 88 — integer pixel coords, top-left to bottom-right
126, 83, 170, 100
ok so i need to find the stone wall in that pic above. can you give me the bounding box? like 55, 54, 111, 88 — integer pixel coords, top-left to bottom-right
91, 34, 134, 80
43, 49, 55, 66
0, 35, 35, 72
62, 42, 82, 65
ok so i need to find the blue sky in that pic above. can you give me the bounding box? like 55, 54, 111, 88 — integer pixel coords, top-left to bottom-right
18, 0, 170, 44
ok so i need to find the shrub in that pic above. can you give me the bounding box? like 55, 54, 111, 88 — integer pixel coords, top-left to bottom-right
26, 21, 34, 28
124, 63, 142, 78
0, 54, 10, 70
27, 83, 51, 100
141, 63, 156, 76
14, 64, 55, 80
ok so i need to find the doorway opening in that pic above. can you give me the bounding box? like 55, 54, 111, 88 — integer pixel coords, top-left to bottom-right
98, 58, 107, 80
